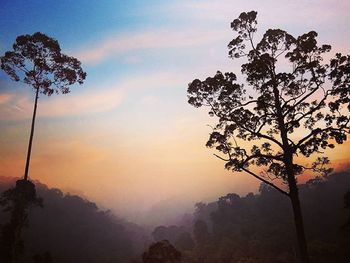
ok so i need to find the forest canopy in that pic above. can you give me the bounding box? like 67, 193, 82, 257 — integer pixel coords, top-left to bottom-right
2, 171, 348, 263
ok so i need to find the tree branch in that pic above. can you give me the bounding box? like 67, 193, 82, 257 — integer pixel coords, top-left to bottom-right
241, 168, 290, 196
212, 153, 289, 196
295, 125, 350, 151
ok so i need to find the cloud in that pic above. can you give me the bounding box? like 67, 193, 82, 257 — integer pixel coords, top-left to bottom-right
0, 86, 124, 120
0, 93, 12, 104
73, 28, 227, 64
0, 70, 193, 121
70, 0, 350, 67
141, 95, 160, 106
168, 0, 350, 53
175, 0, 350, 25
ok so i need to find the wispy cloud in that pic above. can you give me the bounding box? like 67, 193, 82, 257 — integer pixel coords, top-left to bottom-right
168, 0, 350, 53
73, 28, 228, 64
174, 0, 350, 25
71, 0, 350, 66
0, 86, 124, 120
0, 70, 192, 121
0, 93, 12, 104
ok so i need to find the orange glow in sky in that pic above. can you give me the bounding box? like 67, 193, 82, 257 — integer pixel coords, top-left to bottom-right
0, 0, 349, 221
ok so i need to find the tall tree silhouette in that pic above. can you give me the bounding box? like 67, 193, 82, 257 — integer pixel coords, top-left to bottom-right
0, 32, 86, 263
187, 11, 350, 263
1, 32, 86, 181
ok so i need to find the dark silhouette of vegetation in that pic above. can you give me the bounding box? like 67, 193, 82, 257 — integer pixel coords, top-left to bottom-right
142, 240, 181, 263
0, 19, 349, 263
1, 32, 86, 181
152, 225, 194, 251
0, 177, 145, 263
193, 220, 209, 245
187, 11, 350, 262
0, 180, 42, 263
150, 172, 350, 263
0, 32, 86, 262
1, 172, 350, 263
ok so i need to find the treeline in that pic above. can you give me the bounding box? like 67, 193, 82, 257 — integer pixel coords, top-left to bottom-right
0, 177, 148, 263
145, 171, 350, 263
1, 172, 350, 263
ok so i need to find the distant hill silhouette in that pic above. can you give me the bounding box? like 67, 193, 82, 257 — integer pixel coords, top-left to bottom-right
150, 171, 350, 263
2, 172, 350, 263
0, 177, 148, 263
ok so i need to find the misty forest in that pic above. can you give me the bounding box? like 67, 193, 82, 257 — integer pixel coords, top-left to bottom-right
1, 2, 350, 263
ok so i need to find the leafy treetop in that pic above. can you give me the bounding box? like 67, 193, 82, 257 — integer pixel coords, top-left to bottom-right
188, 11, 350, 194
1, 32, 86, 96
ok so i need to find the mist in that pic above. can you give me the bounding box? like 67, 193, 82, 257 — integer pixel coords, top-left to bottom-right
1, 1, 350, 263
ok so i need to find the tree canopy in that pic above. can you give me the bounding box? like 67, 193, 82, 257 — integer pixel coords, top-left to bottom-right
1, 32, 86, 95
187, 10, 350, 263
0, 32, 87, 262
142, 240, 181, 263
188, 11, 350, 190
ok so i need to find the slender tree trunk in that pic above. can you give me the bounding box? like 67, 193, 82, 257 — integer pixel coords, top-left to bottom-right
282, 151, 310, 263
271, 80, 310, 263
11, 201, 26, 263
10, 87, 40, 262
282, 145, 310, 263
289, 179, 309, 263
24, 87, 39, 181
282, 150, 309, 263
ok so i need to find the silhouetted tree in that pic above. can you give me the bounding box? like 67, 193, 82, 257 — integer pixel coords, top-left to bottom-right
174, 232, 195, 251
186, 172, 350, 263
152, 226, 169, 242
0, 178, 139, 263
1, 32, 86, 181
0, 32, 86, 263
152, 225, 190, 248
0, 180, 42, 263
142, 240, 181, 263
193, 220, 209, 245
187, 11, 350, 263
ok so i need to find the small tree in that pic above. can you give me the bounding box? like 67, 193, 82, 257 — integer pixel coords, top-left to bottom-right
142, 240, 181, 263
1, 32, 86, 181
187, 11, 350, 263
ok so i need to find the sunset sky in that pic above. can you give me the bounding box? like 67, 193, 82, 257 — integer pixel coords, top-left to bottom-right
1, 0, 350, 220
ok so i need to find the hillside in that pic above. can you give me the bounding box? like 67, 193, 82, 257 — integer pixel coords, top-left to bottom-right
0, 177, 148, 263
1, 172, 350, 263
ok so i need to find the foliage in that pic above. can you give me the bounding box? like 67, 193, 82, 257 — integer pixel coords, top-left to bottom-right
0, 32, 87, 262
142, 240, 181, 263
193, 220, 209, 245
187, 10, 350, 262
0, 180, 42, 263
1, 173, 350, 263
152, 225, 194, 252
0, 179, 144, 263
187, 10, 350, 195
183, 172, 350, 263
0, 32, 87, 182
1, 32, 86, 95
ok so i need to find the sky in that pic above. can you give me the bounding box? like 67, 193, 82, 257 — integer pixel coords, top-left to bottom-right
0, 0, 350, 222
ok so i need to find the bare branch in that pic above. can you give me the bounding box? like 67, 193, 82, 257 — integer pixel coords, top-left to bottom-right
242, 168, 290, 197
